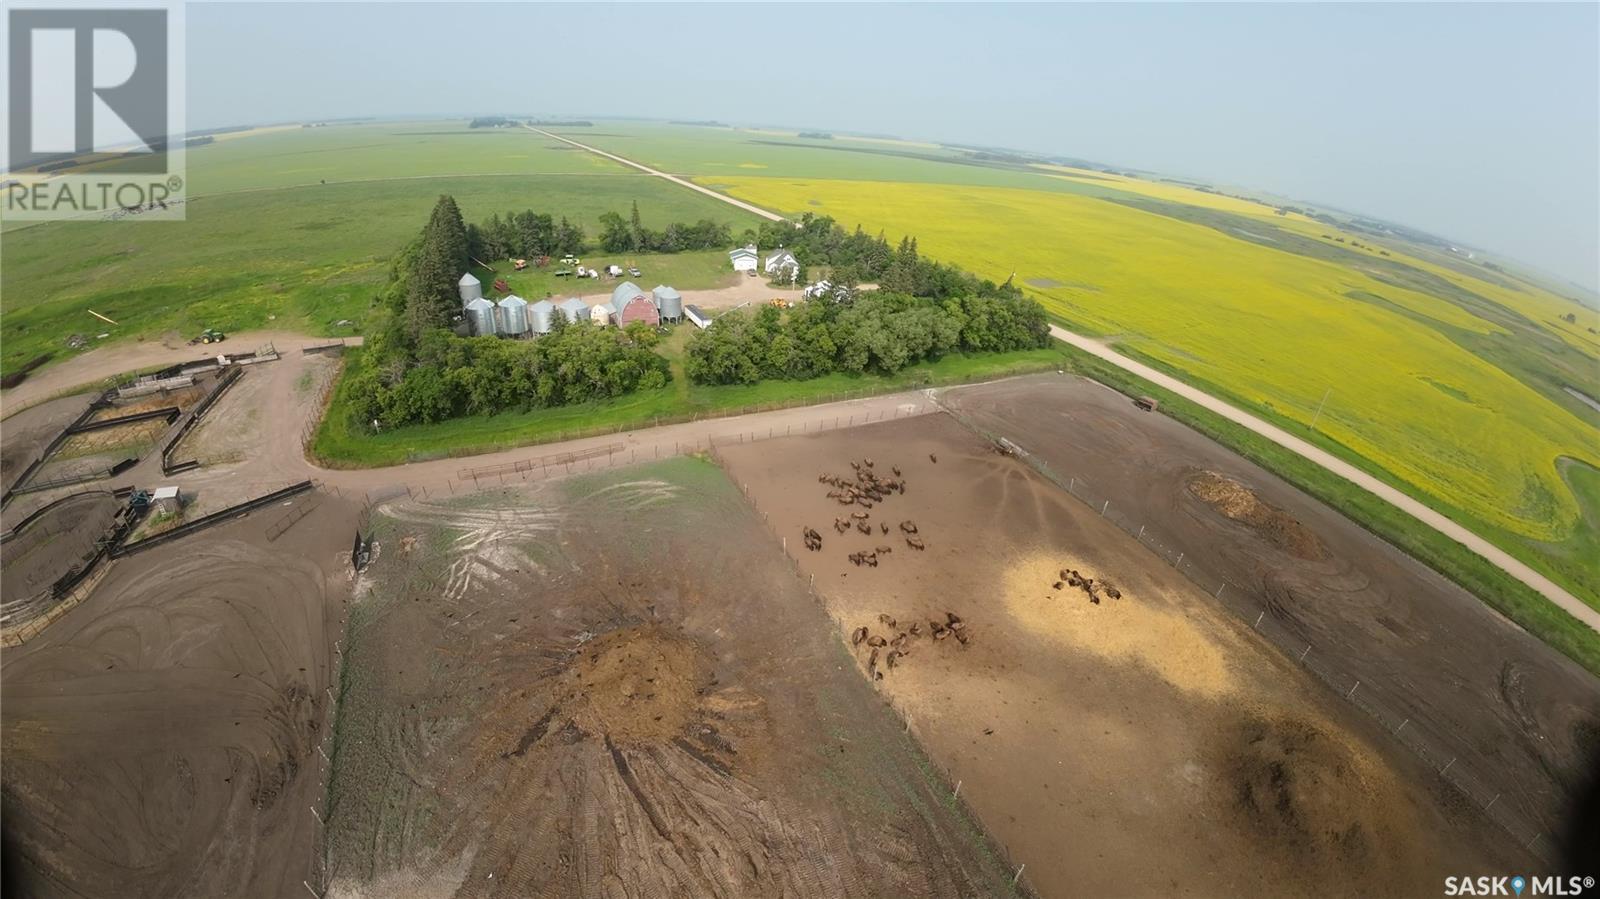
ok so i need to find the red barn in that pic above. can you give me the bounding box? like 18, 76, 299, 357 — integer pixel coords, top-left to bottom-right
610, 281, 659, 327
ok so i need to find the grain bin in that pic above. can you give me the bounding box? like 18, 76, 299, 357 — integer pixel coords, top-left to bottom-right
529, 299, 556, 335
465, 297, 498, 336
458, 272, 483, 305
498, 295, 529, 336
652, 285, 683, 322
558, 297, 588, 324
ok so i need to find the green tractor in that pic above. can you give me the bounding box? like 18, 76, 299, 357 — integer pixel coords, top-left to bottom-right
191, 328, 227, 345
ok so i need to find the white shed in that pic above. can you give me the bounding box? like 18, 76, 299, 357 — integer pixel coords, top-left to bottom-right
729, 244, 758, 273
685, 305, 712, 330
590, 302, 615, 326
152, 485, 181, 515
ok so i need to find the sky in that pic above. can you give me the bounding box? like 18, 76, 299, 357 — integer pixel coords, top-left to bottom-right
189, 2, 1600, 291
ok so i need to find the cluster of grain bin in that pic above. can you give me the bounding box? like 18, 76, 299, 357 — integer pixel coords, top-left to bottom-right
456, 269, 686, 339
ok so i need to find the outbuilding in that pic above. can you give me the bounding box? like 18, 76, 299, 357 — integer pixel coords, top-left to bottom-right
590, 302, 615, 326
152, 486, 181, 516
685, 305, 711, 330
729, 244, 758, 273
610, 281, 659, 327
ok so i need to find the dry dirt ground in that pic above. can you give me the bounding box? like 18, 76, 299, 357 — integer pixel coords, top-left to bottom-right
324, 456, 1017, 898
716, 411, 1529, 898
936, 375, 1600, 851
0, 489, 359, 898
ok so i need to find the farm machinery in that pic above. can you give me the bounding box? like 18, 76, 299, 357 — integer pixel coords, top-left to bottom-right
189, 328, 227, 345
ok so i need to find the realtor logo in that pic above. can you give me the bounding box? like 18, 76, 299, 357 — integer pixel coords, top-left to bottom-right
9, 8, 167, 169
4, 3, 186, 220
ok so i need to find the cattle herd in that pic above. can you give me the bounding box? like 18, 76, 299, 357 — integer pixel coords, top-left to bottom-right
806, 457, 926, 568
849, 611, 969, 681
1052, 567, 1121, 604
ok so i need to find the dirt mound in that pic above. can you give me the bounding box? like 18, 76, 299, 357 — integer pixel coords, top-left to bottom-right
558, 626, 711, 746
1188, 470, 1325, 560
1220, 713, 1410, 874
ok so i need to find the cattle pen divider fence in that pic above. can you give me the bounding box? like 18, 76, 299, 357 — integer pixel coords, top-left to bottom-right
931, 403, 1558, 866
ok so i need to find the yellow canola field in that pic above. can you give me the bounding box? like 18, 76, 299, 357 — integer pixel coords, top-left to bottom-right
712, 176, 1599, 543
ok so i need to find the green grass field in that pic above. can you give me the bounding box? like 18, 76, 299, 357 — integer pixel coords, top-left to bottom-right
482, 249, 736, 303
0, 122, 763, 373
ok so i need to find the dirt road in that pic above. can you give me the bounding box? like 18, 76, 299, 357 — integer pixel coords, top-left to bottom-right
531, 127, 786, 222
535, 128, 1598, 633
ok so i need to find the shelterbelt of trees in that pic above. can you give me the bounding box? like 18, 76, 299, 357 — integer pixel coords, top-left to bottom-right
685, 292, 1050, 385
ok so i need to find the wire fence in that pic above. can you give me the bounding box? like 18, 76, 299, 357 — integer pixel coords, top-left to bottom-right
935, 405, 1558, 865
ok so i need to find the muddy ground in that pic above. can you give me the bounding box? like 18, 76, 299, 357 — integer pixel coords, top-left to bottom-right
325, 457, 1017, 898
0, 394, 95, 492
717, 411, 1529, 897
0, 489, 359, 898
1, 490, 122, 620
937, 374, 1600, 850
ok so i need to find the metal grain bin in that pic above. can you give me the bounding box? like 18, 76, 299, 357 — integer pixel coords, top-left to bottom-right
458, 272, 483, 305
558, 297, 588, 324
465, 297, 498, 336
498, 295, 529, 336
529, 299, 556, 335
652, 285, 683, 322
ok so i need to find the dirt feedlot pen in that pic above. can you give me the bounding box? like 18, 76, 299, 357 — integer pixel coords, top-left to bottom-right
935, 375, 1595, 865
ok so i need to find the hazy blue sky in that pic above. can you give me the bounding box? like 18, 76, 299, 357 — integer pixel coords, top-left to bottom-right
190, 3, 1600, 290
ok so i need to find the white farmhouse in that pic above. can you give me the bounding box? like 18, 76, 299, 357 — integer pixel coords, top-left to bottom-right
764, 248, 799, 282
729, 244, 759, 273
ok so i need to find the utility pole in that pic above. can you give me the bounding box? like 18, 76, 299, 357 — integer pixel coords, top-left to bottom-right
1309, 387, 1332, 431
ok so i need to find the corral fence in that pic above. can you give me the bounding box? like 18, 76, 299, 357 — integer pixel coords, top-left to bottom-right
112, 480, 315, 558
161, 365, 244, 474
935, 404, 1560, 865
0, 388, 115, 509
